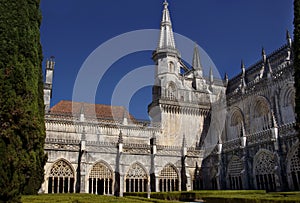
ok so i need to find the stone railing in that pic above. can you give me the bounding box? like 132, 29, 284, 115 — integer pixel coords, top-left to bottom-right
278, 122, 296, 137
222, 138, 241, 152
247, 129, 273, 146
45, 138, 80, 145
226, 43, 290, 95
86, 141, 117, 147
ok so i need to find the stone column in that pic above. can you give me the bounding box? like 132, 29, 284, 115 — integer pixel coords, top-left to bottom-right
115, 131, 123, 196
80, 151, 86, 193
119, 174, 124, 197
240, 125, 250, 189
150, 135, 157, 192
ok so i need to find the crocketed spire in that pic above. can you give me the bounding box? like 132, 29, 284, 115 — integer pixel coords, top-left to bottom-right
157, 0, 176, 50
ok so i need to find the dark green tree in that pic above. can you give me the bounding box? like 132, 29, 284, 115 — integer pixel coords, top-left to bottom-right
294, 0, 300, 158
0, 0, 47, 202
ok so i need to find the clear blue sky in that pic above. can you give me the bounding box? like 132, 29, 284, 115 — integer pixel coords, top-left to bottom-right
40, 0, 293, 120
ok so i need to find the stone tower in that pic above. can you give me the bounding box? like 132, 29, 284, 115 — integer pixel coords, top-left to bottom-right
44, 56, 55, 113
148, 0, 221, 147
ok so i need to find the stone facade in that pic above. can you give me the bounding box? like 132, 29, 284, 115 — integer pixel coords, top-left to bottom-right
41, 1, 299, 195
202, 34, 299, 191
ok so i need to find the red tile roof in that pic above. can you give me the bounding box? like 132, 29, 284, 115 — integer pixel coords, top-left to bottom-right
50, 100, 134, 121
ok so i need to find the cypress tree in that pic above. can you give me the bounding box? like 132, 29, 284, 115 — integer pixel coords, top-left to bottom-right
0, 0, 47, 202
294, 0, 300, 158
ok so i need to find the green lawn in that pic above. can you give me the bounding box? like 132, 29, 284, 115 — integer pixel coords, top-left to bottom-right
21, 193, 177, 203
22, 191, 300, 203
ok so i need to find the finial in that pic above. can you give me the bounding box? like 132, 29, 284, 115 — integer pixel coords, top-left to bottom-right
122, 108, 128, 125
262, 47, 266, 57
224, 73, 228, 86
118, 130, 123, 143
224, 72, 228, 80
80, 103, 85, 122
286, 29, 291, 40
163, 0, 168, 7
192, 43, 203, 72
286, 30, 292, 47
209, 66, 214, 83
80, 104, 84, 114
271, 111, 278, 128
262, 47, 266, 63
241, 60, 245, 74
267, 59, 272, 72
151, 132, 157, 145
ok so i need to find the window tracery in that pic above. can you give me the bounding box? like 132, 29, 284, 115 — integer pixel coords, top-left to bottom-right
227, 156, 243, 189
125, 163, 148, 192
159, 164, 179, 192
48, 160, 74, 193
88, 162, 113, 195
254, 151, 276, 191
287, 144, 300, 190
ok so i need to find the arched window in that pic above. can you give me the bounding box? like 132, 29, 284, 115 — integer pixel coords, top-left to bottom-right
228, 109, 244, 140
159, 164, 179, 192
125, 163, 148, 192
281, 87, 295, 124
287, 143, 300, 190
254, 150, 276, 191
88, 162, 113, 195
169, 61, 175, 73
48, 160, 75, 193
167, 82, 177, 100
193, 164, 203, 190
227, 156, 243, 190
252, 98, 271, 132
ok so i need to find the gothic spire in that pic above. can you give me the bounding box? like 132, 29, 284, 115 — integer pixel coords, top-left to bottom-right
240, 60, 246, 92
209, 67, 214, 84
118, 130, 123, 143
264, 59, 273, 79
157, 0, 176, 51
192, 44, 203, 71
224, 73, 228, 86
271, 111, 278, 128
122, 108, 128, 125
286, 30, 292, 47
80, 103, 85, 122
262, 47, 266, 63
241, 60, 245, 76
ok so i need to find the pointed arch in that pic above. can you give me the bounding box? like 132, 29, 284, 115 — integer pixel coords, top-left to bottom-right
286, 141, 300, 190
169, 61, 175, 73
227, 155, 243, 190
253, 96, 271, 118
47, 159, 75, 193
125, 162, 148, 192
166, 82, 177, 100
227, 107, 245, 140
251, 96, 272, 132
88, 161, 113, 195
253, 149, 277, 191
280, 86, 295, 124
230, 108, 244, 126
158, 163, 179, 192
